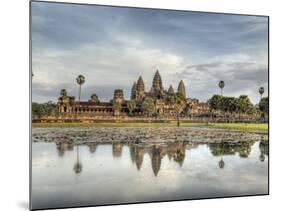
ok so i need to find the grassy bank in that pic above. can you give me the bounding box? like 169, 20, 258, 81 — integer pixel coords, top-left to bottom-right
193, 123, 268, 134
32, 122, 268, 134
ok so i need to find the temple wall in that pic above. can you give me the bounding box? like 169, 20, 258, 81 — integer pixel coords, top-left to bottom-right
33, 113, 261, 123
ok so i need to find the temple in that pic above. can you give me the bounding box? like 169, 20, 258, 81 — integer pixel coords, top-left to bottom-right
57, 70, 210, 118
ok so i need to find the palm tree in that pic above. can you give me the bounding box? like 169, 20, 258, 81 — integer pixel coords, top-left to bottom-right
76, 75, 85, 112
127, 100, 136, 115
73, 145, 82, 174
174, 93, 186, 127
259, 87, 265, 100
219, 80, 225, 96
218, 158, 225, 169
60, 89, 67, 96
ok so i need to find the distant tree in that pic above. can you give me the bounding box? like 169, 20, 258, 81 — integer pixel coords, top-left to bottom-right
32, 101, 57, 118
219, 80, 225, 96
73, 145, 82, 174
76, 75, 85, 109
141, 98, 155, 116
259, 97, 269, 114
43, 101, 57, 115
259, 87, 265, 100
127, 100, 136, 115
219, 158, 225, 169
221, 97, 238, 114
229, 97, 239, 114
60, 89, 67, 96
237, 95, 255, 115
32, 102, 44, 118
174, 93, 186, 127
209, 95, 222, 111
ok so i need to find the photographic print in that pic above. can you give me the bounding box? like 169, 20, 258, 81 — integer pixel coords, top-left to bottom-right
31, 1, 269, 210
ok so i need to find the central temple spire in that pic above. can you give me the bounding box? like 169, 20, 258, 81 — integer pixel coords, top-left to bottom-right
152, 70, 163, 91
135, 76, 145, 100
177, 80, 186, 98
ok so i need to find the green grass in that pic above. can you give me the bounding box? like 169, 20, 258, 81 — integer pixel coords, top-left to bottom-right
192, 123, 268, 134
32, 122, 268, 133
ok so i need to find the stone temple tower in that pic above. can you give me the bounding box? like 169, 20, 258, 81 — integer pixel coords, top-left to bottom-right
151, 70, 164, 99
168, 85, 174, 95
152, 70, 163, 92
135, 76, 145, 100
177, 80, 186, 98
113, 89, 124, 104
131, 82, 137, 100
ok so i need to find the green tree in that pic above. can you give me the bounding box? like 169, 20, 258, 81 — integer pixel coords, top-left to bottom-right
174, 93, 186, 127
209, 95, 222, 111
43, 101, 57, 115
76, 75, 85, 110
237, 95, 255, 115
259, 87, 265, 100
221, 97, 238, 113
127, 100, 136, 115
141, 98, 155, 116
259, 97, 269, 114
73, 145, 82, 174
32, 101, 57, 118
32, 102, 44, 118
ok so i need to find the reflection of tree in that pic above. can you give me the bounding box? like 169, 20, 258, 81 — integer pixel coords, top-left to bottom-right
259, 153, 265, 162
259, 139, 268, 162
209, 141, 255, 169
172, 142, 186, 167
112, 142, 123, 157
208, 143, 236, 156
56, 141, 73, 157
73, 145, 82, 174
208, 141, 254, 158
238, 144, 252, 158
218, 158, 225, 169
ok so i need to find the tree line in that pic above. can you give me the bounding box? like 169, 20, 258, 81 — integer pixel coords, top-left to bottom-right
208, 94, 269, 115
32, 101, 57, 118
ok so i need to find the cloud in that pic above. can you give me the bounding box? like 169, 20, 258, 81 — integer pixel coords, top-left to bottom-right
31, 1, 268, 104
175, 54, 268, 103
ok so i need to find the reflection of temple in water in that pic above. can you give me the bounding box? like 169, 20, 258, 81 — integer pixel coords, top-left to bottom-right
87, 142, 98, 154
150, 145, 164, 176
112, 142, 123, 157
259, 140, 268, 162
56, 141, 74, 157
129, 141, 190, 176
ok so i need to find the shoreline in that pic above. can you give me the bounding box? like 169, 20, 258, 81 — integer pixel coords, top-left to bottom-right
32, 125, 268, 145
32, 122, 268, 134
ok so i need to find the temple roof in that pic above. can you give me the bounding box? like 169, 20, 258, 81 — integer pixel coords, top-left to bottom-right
152, 70, 163, 91
177, 80, 186, 98
168, 85, 174, 94
136, 76, 145, 91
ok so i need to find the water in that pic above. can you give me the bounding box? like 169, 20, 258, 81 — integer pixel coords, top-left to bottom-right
31, 129, 268, 210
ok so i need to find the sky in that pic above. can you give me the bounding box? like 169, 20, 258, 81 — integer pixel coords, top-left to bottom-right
31, 1, 268, 104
